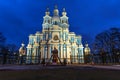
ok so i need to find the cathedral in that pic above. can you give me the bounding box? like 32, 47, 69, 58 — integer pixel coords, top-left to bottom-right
26, 6, 84, 64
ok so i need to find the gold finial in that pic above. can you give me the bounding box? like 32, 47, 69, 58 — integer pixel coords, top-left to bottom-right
63, 8, 66, 12
45, 7, 50, 15
54, 5, 58, 9
85, 41, 88, 47
21, 42, 25, 47
54, 5, 59, 16
62, 8, 67, 16
46, 7, 49, 12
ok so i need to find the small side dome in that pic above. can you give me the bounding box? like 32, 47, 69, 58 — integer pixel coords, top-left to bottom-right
35, 31, 41, 35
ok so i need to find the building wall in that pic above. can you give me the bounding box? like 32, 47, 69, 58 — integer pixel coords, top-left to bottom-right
26, 7, 84, 64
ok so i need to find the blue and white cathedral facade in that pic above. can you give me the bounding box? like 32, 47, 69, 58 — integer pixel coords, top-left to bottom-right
26, 6, 84, 64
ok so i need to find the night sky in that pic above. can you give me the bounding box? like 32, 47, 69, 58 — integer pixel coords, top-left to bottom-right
0, 0, 120, 47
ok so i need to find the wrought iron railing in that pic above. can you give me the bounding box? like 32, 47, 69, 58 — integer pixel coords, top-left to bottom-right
0, 53, 119, 65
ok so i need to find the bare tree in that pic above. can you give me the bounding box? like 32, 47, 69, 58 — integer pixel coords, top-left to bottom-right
92, 27, 120, 63
6, 44, 17, 54
0, 32, 6, 46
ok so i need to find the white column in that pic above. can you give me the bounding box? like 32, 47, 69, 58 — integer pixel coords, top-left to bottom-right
66, 45, 70, 62
45, 47, 47, 59
64, 47, 65, 58
40, 47, 42, 59
42, 46, 44, 59
59, 44, 61, 58
66, 45, 68, 58
32, 47, 36, 63
61, 44, 63, 58
49, 45, 51, 58
48, 45, 50, 59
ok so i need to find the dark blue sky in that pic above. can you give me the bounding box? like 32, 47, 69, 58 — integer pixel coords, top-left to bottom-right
0, 0, 120, 47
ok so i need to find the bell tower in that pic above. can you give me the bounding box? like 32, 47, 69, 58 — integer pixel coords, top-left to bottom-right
60, 8, 69, 28
42, 8, 52, 30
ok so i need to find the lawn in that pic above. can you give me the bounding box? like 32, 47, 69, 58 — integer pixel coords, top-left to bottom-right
0, 68, 120, 80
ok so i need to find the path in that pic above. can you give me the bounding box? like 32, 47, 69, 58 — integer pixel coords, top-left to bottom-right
0, 64, 119, 70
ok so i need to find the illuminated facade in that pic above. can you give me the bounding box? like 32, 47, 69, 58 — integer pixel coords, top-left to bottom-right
26, 6, 84, 64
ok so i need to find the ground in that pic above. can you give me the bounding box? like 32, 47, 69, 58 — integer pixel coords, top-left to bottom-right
0, 65, 120, 80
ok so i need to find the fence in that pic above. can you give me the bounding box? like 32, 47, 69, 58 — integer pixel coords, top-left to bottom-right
0, 53, 119, 65
85, 54, 120, 64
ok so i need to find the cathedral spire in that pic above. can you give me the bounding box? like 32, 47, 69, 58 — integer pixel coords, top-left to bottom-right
45, 7, 50, 16
62, 8, 67, 16
54, 5, 59, 16
54, 5, 58, 9
63, 8, 66, 12
46, 7, 49, 12
21, 42, 25, 47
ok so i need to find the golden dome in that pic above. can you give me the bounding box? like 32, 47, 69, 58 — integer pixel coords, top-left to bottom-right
54, 5, 59, 16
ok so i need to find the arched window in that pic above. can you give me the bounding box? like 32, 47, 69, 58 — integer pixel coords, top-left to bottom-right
45, 20, 46, 23
66, 20, 68, 23
62, 20, 64, 23
48, 20, 50, 23
55, 21, 57, 25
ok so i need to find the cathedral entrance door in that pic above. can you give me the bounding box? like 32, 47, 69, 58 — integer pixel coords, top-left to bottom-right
46, 47, 62, 65
52, 47, 58, 63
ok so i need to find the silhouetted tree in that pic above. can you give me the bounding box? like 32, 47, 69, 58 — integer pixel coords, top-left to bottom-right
0, 32, 6, 46
1, 47, 8, 64
6, 44, 17, 54
0, 32, 6, 53
92, 27, 120, 63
